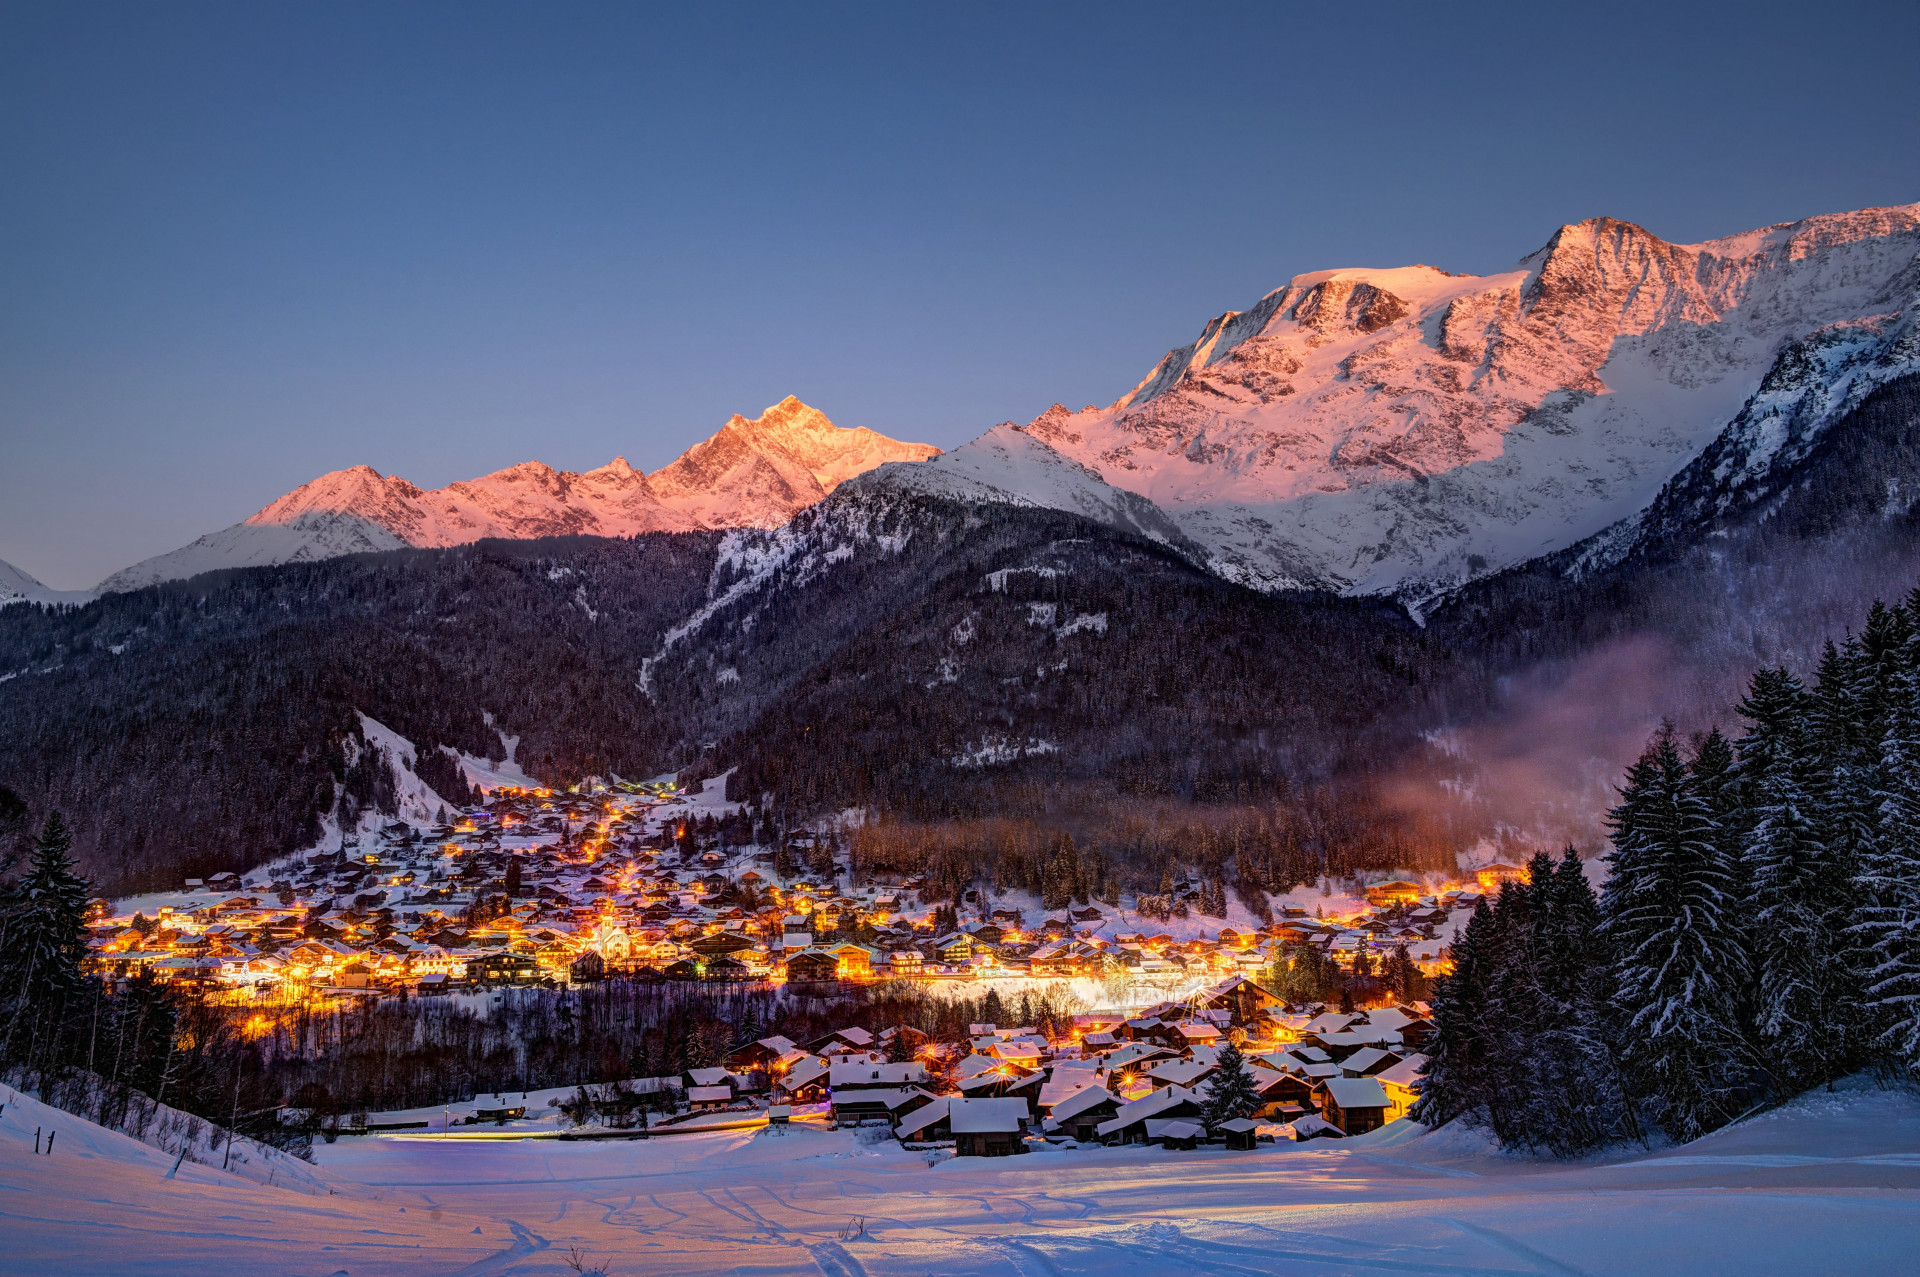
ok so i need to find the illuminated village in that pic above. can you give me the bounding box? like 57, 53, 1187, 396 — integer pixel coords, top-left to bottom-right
65, 778, 1514, 1144
84, 779, 1484, 1010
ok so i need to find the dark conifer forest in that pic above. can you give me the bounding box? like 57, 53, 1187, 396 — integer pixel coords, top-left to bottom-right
1417, 589, 1920, 1150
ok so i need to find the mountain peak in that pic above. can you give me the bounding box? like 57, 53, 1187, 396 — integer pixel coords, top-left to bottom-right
100, 400, 940, 589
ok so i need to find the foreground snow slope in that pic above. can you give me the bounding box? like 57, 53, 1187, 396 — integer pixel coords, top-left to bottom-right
7, 1073, 1918, 1275
99, 397, 939, 592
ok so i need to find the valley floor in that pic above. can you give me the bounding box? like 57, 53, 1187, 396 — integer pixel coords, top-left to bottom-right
3, 1077, 1918, 1275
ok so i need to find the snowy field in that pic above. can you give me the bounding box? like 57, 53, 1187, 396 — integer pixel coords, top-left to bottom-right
5, 1077, 1920, 1275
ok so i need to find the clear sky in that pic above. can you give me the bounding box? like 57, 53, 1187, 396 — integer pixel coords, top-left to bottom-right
3, 1, 1917, 588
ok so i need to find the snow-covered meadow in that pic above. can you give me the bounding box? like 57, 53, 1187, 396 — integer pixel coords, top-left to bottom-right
5, 1075, 1919, 1275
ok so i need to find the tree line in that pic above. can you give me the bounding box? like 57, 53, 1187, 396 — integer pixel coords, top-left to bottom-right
1417, 590, 1920, 1153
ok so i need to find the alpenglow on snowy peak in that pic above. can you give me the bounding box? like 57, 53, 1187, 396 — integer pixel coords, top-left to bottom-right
881, 203, 1920, 613
98, 397, 940, 592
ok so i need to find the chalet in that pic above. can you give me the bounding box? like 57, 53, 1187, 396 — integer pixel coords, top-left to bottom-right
785, 950, 841, 985
702, 955, 753, 982
1318, 1076, 1392, 1135
1377, 1053, 1427, 1121
686, 1066, 742, 1096
1288, 1113, 1344, 1141
689, 932, 756, 958
1145, 1059, 1216, 1092
1251, 1069, 1316, 1120
726, 1035, 799, 1074
1167, 1022, 1221, 1051
829, 1086, 933, 1128
1046, 1085, 1121, 1142
775, 1055, 830, 1103
805, 1026, 875, 1055
1365, 880, 1424, 907
1199, 975, 1281, 1026
1097, 1085, 1204, 1145
1219, 1116, 1263, 1150
1475, 863, 1527, 891
894, 1097, 953, 1143
687, 1085, 734, 1111
469, 952, 542, 985
824, 941, 878, 977
949, 1097, 1029, 1157
1339, 1046, 1403, 1078
928, 933, 973, 963
1146, 1118, 1203, 1150
473, 1105, 527, 1124
829, 1061, 927, 1092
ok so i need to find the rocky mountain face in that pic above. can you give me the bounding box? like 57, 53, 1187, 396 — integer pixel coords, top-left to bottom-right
982, 204, 1920, 612
96, 397, 938, 592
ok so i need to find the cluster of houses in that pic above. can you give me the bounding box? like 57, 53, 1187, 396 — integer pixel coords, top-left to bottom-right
84, 785, 1476, 1007
671, 975, 1430, 1154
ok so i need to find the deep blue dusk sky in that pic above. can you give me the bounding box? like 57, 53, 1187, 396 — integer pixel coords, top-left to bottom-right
3, 1, 1917, 587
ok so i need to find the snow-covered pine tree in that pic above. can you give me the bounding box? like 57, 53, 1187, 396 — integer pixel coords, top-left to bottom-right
1736, 665, 1867, 1091
0, 813, 92, 1069
1479, 858, 1550, 1148
1602, 727, 1750, 1142
1409, 897, 1494, 1129
1859, 643, 1920, 1071
1382, 943, 1418, 1003
1201, 1042, 1260, 1133
1528, 847, 1635, 1153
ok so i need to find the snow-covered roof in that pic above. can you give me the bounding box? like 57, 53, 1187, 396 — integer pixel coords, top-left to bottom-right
949, 1097, 1028, 1134
1377, 1053, 1428, 1088
1321, 1077, 1391, 1109
893, 1097, 951, 1139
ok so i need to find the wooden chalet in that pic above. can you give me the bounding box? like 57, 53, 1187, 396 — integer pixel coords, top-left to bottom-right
1318, 1076, 1392, 1135
949, 1097, 1029, 1157
1096, 1086, 1204, 1145
1046, 1085, 1121, 1142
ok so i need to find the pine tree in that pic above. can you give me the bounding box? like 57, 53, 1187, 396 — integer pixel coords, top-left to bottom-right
1529, 847, 1635, 1153
1201, 1042, 1260, 1133
1737, 666, 1864, 1091
0, 813, 93, 1068
1859, 645, 1920, 1069
1602, 728, 1750, 1141
1382, 944, 1418, 1003
1410, 897, 1493, 1129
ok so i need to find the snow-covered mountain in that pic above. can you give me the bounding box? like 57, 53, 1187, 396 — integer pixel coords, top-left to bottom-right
98, 397, 938, 592
845, 422, 1192, 548
0, 557, 97, 608
960, 204, 1920, 612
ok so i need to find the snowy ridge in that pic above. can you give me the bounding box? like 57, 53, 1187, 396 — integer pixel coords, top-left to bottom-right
98, 397, 938, 593
0, 557, 97, 607
850, 422, 1194, 549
